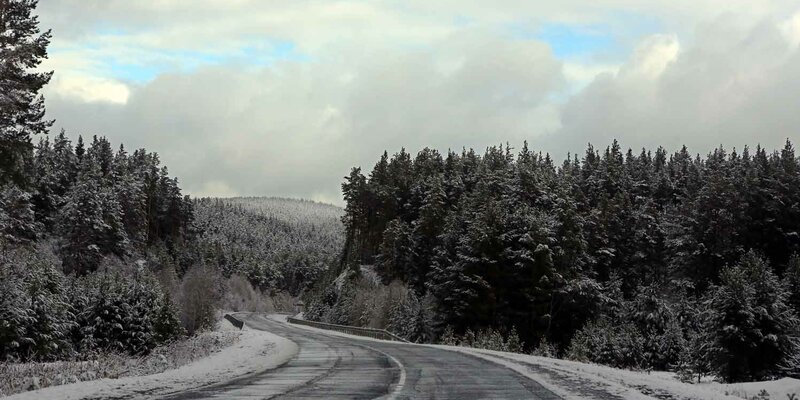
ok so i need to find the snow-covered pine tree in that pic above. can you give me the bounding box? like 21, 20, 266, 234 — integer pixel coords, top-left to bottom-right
786, 254, 800, 316
0, 246, 73, 361
112, 144, 148, 249
705, 251, 800, 382
58, 161, 128, 274
0, 183, 38, 243
376, 218, 413, 283
409, 174, 447, 292
0, 0, 52, 188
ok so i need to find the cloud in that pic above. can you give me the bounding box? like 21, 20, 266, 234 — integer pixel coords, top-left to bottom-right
552, 14, 800, 155
50, 75, 130, 104
781, 12, 800, 47
44, 28, 563, 203
622, 34, 679, 79
35, 1, 800, 204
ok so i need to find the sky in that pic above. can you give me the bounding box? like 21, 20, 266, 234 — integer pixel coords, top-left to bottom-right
36, 0, 800, 205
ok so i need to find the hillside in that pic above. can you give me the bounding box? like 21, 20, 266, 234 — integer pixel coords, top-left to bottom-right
193, 197, 344, 295
306, 141, 800, 383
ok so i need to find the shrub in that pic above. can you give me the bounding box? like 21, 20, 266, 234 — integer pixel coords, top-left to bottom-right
531, 337, 558, 358
0, 244, 74, 361
439, 326, 457, 345
68, 265, 183, 356
178, 265, 222, 335
223, 274, 269, 312
567, 318, 646, 369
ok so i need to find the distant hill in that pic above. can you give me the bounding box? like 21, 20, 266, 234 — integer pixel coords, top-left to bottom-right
193, 197, 344, 295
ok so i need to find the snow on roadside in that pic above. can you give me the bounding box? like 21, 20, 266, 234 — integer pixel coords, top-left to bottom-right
457, 350, 799, 400
274, 314, 799, 400
4, 314, 299, 400
701, 378, 800, 400
438, 347, 737, 400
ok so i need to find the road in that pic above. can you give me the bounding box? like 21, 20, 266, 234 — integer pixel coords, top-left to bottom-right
165, 313, 562, 400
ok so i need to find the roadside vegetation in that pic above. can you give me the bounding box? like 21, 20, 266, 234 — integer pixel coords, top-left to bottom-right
307, 140, 800, 384
0, 1, 330, 396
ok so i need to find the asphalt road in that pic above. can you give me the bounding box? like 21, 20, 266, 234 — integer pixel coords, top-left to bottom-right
165, 314, 562, 400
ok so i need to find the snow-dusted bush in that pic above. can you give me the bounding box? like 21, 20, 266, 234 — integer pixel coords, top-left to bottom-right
438, 326, 457, 346
69, 264, 183, 356
223, 274, 269, 312
388, 289, 435, 343
567, 318, 646, 369
531, 337, 558, 358
704, 251, 800, 382
0, 244, 73, 361
439, 326, 527, 352
0, 186, 39, 244
0, 326, 239, 396
178, 265, 223, 335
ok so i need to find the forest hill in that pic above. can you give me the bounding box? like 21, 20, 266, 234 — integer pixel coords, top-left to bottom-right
309, 140, 800, 383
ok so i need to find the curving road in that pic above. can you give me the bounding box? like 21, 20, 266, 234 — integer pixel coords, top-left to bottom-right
165, 313, 562, 399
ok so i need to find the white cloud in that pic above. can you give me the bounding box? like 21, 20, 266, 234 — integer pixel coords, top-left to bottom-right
781, 12, 800, 48
34, 1, 800, 201
49, 74, 130, 104
563, 62, 620, 91
553, 14, 800, 155
623, 34, 680, 80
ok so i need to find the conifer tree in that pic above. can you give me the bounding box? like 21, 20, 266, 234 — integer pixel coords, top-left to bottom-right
705, 251, 800, 382
58, 161, 128, 274
786, 254, 800, 316
0, 0, 52, 188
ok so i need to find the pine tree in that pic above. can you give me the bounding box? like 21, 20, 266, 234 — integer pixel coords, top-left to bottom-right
0, 183, 38, 243
376, 218, 413, 282
113, 144, 147, 248
58, 162, 128, 274
705, 251, 800, 382
0, 246, 73, 361
786, 254, 800, 316
0, 0, 52, 188
409, 175, 446, 292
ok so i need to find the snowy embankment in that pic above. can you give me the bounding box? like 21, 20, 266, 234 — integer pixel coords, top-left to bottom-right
276, 314, 800, 400
4, 314, 298, 400
433, 348, 800, 399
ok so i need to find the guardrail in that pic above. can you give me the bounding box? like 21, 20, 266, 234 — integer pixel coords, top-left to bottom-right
287, 317, 409, 343
224, 314, 244, 330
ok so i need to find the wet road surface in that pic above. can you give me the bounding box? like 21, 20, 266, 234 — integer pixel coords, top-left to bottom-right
165, 313, 561, 399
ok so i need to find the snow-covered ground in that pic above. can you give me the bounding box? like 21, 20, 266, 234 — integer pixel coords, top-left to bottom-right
448, 349, 800, 400
5, 315, 298, 400
701, 378, 800, 400
276, 314, 800, 400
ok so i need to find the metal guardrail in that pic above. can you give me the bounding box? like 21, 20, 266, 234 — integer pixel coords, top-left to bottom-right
224, 314, 244, 330
287, 317, 409, 343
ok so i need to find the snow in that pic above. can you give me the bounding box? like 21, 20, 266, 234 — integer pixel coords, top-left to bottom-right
437, 347, 735, 400
436, 349, 800, 400
276, 314, 798, 400
5, 315, 299, 400
15, 312, 792, 400
701, 378, 800, 400
359, 265, 382, 285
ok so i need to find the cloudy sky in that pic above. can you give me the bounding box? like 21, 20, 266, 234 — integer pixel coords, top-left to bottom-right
37, 0, 800, 204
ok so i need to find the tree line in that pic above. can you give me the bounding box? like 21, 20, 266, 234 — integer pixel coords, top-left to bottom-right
192, 197, 343, 295
317, 140, 800, 382
0, 0, 200, 362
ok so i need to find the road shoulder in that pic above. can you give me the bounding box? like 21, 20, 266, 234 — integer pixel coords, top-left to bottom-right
5, 317, 299, 400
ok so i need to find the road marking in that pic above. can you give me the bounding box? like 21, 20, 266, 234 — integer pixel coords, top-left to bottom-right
357, 343, 407, 399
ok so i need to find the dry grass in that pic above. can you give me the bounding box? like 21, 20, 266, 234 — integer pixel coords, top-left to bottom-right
0, 330, 240, 397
